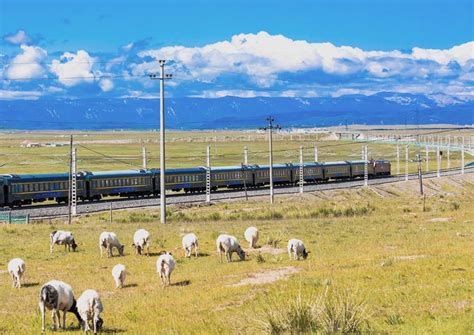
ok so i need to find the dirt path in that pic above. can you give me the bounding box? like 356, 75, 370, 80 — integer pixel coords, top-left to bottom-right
229, 266, 301, 287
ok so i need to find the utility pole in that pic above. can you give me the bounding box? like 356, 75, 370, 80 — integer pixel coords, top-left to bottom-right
461, 136, 465, 174
396, 145, 400, 176
436, 144, 440, 177
299, 146, 304, 193
364, 145, 368, 187
314, 145, 318, 162
241, 163, 248, 201
425, 145, 429, 172
413, 153, 424, 196
405, 145, 409, 182
150, 60, 172, 224
142, 146, 147, 169
206, 145, 211, 203
67, 135, 73, 224
260, 116, 281, 204
447, 136, 451, 169
244, 146, 248, 165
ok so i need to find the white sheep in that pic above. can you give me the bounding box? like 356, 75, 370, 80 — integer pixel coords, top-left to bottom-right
182, 233, 199, 257
156, 252, 175, 287
7, 258, 26, 288
216, 234, 245, 262
77, 289, 104, 334
287, 239, 310, 260
244, 227, 259, 248
132, 229, 150, 256
99, 232, 124, 258
50, 230, 78, 253
112, 264, 127, 289
39, 280, 82, 332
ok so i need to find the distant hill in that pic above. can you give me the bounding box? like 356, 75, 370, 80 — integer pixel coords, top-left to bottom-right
0, 92, 472, 130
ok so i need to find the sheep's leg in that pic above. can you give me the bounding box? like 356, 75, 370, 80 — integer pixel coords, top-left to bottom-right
226, 251, 232, 262
93, 314, 99, 334
99, 245, 103, 258
107, 244, 112, 258
51, 310, 57, 330
195, 245, 198, 257
167, 273, 171, 286
17, 275, 21, 288
39, 301, 46, 332
62, 310, 66, 329
10, 273, 15, 288
50, 243, 54, 254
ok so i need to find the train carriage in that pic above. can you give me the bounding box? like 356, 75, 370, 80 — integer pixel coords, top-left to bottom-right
253, 164, 293, 186
211, 166, 254, 189
374, 160, 391, 176
86, 170, 154, 200
3, 173, 87, 206
349, 160, 375, 179
321, 161, 352, 180
293, 162, 324, 184
155, 167, 206, 193
0, 176, 6, 207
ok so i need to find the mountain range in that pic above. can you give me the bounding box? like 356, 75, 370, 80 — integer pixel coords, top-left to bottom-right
0, 92, 472, 130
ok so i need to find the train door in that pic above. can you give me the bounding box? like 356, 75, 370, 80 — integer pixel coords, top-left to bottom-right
85, 180, 91, 200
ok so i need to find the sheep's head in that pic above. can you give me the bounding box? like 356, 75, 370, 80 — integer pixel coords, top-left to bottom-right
95, 317, 104, 331
71, 239, 78, 252
119, 245, 125, 256
237, 247, 246, 261
302, 249, 310, 259
132, 243, 142, 255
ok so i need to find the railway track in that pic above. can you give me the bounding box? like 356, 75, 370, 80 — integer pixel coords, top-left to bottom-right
4, 167, 473, 219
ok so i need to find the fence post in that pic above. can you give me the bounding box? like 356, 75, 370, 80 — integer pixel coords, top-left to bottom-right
314, 145, 318, 162
461, 137, 465, 174
109, 202, 113, 223
26, 214, 30, 224
8, 210, 11, 224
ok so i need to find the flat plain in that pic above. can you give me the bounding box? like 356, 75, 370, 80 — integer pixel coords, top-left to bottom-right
0, 173, 473, 334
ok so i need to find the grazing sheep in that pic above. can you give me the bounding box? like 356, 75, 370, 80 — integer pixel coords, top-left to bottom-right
77, 289, 104, 334
7, 258, 26, 288
182, 233, 199, 257
99, 232, 124, 258
244, 227, 259, 248
156, 252, 175, 287
112, 264, 127, 289
50, 230, 78, 253
216, 234, 245, 262
132, 229, 150, 256
39, 280, 82, 332
287, 239, 310, 260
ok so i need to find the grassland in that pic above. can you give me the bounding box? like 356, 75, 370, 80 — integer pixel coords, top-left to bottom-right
0, 174, 473, 334
0, 129, 471, 175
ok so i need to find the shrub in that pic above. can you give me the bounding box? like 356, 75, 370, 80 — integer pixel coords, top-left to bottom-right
450, 201, 460, 210
259, 287, 371, 334
386, 313, 404, 325
255, 253, 266, 263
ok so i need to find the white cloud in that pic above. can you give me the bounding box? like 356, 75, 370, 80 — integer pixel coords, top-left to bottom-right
0, 89, 42, 100
5, 45, 47, 80
99, 78, 114, 92
4, 30, 30, 45
412, 42, 474, 66
49, 50, 96, 86
133, 32, 473, 86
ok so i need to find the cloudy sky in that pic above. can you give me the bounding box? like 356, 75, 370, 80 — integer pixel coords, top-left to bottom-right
0, 0, 472, 101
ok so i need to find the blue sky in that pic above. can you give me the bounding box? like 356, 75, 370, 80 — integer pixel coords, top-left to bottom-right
0, 0, 473, 103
